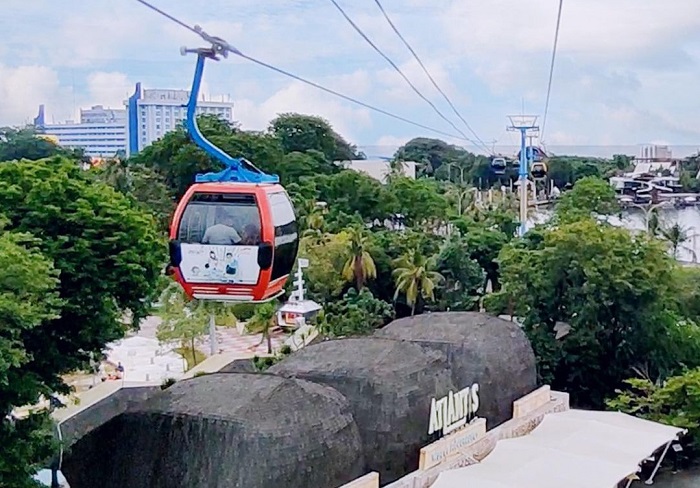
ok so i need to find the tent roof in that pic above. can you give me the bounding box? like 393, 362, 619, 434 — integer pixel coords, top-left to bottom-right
431, 410, 684, 488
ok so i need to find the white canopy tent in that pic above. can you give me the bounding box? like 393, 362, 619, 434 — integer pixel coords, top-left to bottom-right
431, 410, 684, 488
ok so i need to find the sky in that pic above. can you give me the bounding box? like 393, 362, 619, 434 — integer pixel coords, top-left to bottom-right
1, 0, 700, 156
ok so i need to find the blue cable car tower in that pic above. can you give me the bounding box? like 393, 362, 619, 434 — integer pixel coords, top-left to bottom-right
507, 115, 540, 237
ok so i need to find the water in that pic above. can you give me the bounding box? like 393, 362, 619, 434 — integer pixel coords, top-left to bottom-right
529, 206, 700, 263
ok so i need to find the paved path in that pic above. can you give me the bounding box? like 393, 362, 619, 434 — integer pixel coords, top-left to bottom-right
139, 315, 286, 357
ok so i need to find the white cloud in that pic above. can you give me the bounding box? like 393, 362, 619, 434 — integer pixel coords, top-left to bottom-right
0, 0, 699, 147
0, 65, 65, 125
234, 80, 372, 140
85, 72, 133, 109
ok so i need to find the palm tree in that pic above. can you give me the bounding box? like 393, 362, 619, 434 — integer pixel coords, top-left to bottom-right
246, 302, 278, 354
301, 205, 328, 244
342, 225, 377, 290
659, 223, 694, 260
393, 248, 445, 316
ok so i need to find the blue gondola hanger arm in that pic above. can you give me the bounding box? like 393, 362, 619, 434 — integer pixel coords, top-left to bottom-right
181, 26, 279, 185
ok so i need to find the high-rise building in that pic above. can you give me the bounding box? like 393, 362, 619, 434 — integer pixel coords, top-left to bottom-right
34, 104, 127, 158
125, 82, 234, 156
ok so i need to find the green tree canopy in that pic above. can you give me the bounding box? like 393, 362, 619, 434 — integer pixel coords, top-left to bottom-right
268, 113, 361, 162
496, 218, 694, 407
554, 176, 619, 223
0, 158, 164, 397
0, 127, 84, 162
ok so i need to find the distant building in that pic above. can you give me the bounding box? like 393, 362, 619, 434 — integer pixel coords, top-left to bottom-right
337, 158, 417, 184
34, 104, 127, 158
125, 83, 234, 156
640, 144, 672, 161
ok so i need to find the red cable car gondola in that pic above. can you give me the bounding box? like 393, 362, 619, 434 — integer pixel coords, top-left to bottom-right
167, 37, 298, 303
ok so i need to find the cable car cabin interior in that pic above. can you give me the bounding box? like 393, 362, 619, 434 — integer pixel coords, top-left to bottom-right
491, 157, 507, 175
168, 183, 299, 303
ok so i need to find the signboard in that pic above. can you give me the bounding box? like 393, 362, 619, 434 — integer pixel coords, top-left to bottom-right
419, 418, 486, 470
143, 89, 189, 102
428, 383, 480, 436
179, 244, 260, 285
512, 385, 551, 418
338, 472, 379, 488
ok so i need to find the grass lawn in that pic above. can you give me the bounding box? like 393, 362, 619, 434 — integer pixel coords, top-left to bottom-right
174, 346, 207, 371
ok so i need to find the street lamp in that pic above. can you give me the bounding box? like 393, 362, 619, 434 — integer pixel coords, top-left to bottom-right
623, 200, 671, 234
446, 163, 468, 186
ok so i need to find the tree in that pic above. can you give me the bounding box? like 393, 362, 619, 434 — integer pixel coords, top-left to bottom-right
156, 282, 209, 367
0, 127, 83, 162
296, 233, 352, 303
0, 158, 164, 399
554, 176, 619, 223
393, 248, 444, 315
434, 235, 485, 311
246, 303, 278, 354
659, 222, 693, 260
315, 170, 395, 223
92, 160, 174, 232
269, 113, 361, 162
394, 137, 471, 175
342, 226, 377, 290
607, 368, 700, 449
317, 288, 395, 338
386, 176, 449, 228
495, 218, 697, 407
0, 228, 62, 487
674, 267, 700, 323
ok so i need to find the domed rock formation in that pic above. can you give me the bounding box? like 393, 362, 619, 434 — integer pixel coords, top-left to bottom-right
269, 337, 456, 484
62, 373, 364, 488
375, 312, 537, 428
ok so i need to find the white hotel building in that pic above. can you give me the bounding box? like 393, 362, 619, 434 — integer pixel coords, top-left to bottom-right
34, 82, 234, 158
125, 82, 234, 156
34, 105, 127, 158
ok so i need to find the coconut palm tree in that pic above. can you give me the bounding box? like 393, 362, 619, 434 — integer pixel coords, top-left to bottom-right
246, 302, 278, 354
301, 205, 328, 245
342, 225, 377, 290
659, 223, 694, 260
393, 248, 445, 316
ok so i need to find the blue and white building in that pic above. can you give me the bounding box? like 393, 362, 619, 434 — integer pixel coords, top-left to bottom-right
125, 82, 234, 156
34, 105, 127, 158
34, 82, 234, 158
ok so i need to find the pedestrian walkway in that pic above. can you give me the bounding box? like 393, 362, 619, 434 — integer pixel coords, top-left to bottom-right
138, 315, 287, 359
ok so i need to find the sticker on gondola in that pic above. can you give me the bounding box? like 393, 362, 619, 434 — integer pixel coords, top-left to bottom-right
180, 244, 260, 285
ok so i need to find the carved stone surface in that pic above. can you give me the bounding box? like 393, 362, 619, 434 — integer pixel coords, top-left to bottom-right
63, 373, 364, 488
269, 337, 456, 484
375, 312, 537, 428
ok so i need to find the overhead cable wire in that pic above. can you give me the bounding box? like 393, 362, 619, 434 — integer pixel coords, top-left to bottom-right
133, 0, 471, 141
540, 0, 564, 142
371, 0, 493, 155
327, 0, 486, 149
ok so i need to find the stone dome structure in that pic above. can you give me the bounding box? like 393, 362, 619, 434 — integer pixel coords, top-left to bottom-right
375, 312, 537, 428
62, 373, 364, 488
269, 337, 456, 484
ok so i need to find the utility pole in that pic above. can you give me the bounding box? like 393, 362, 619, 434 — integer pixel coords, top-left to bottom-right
507, 115, 540, 237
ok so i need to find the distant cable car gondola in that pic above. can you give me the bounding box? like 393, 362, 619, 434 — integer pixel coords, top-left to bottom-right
517, 146, 547, 163
531, 161, 548, 179
167, 38, 298, 303
491, 157, 507, 175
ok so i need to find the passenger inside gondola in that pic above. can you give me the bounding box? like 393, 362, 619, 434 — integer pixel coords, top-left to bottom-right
202, 209, 242, 245
240, 223, 261, 245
